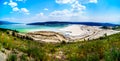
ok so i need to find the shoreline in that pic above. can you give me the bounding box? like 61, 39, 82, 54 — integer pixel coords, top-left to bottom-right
1, 25, 120, 43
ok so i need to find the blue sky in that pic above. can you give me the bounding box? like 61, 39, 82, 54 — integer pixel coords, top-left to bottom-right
0, 0, 120, 24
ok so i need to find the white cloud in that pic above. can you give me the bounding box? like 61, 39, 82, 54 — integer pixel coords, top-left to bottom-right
44, 8, 48, 11
2, 0, 100, 22
53, 0, 98, 22
36, 13, 44, 16
55, 0, 86, 15
3, 0, 30, 15
71, 1, 86, 12
16, 0, 24, 1
2, 13, 120, 24
13, 7, 19, 11
21, 8, 30, 15
50, 9, 72, 17
16, 0, 27, 3
88, 14, 120, 23
49, 9, 87, 21
56, 0, 76, 4
56, 0, 98, 4
21, 8, 29, 13
89, 0, 97, 3
8, 1, 18, 7
49, 10, 72, 21
3, 2, 8, 5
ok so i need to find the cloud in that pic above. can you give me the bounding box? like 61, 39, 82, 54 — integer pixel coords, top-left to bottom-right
39, 13, 44, 16
89, 0, 97, 3
56, 0, 76, 4
51, 0, 86, 20
55, 0, 86, 13
71, 1, 86, 12
49, 10, 72, 21
16, 0, 25, 1
13, 7, 19, 11
52, 0, 98, 22
44, 8, 48, 11
2, 0, 100, 23
36, 13, 44, 17
55, 0, 87, 14
21, 8, 30, 15
50, 9, 72, 17
49, 9, 87, 21
3, 2, 8, 5
2, 13, 120, 24
8, 1, 18, 7
56, 0, 98, 4
3, 0, 30, 15
16, 0, 27, 3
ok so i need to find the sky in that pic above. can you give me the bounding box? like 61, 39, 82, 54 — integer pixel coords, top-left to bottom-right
0, 0, 120, 24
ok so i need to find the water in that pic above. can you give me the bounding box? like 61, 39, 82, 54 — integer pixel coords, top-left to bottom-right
0, 24, 68, 33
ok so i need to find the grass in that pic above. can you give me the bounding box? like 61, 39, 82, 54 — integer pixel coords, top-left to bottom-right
0, 28, 120, 61
7, 53, 17, 61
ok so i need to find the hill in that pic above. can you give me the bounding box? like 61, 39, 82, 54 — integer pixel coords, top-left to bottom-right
27, 21, 119, 27
0, 28, 120, 61
0, 20, 18, 25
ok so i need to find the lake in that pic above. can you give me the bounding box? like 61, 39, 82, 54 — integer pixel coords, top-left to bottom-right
0, 24, 67, 33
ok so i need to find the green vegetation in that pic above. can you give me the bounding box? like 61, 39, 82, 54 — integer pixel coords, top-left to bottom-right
0, 28, 120, 61
7, 53, 17, 61
101, 25, 120, 30
113, 26, 120, 30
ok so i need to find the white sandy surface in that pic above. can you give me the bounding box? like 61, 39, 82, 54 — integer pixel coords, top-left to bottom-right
59, 25, 120, 40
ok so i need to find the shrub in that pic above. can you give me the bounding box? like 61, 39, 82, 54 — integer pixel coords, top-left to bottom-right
27, 47, 45, 61
111, 47, 120, 61
61, 40, 66, 44
87, 53, 99, 61
69, 54, 83, 61
0, 43, 2, 51
20, 54, 28, 61
104, 47, 120, 61
50, 48, 56, 53
7, 54, 17, 61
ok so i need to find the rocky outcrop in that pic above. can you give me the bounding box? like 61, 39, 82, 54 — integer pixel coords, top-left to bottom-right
0, 51, 7, 61
7, 30, 69, 43
7, 30, 33, 40
27, 31, 69, 43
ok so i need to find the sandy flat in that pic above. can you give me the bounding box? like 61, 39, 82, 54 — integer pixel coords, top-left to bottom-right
16, 25, 120, 42
59, 25, 120, 41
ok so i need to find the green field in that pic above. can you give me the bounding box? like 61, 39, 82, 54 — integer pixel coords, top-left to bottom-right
0, 28, 120, 61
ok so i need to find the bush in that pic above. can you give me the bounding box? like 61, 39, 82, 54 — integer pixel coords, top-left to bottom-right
0, 43, 2, 51
20, 54, 28, 61
50, 48, 56, 53
7, 54, 17, 61
61, 40, 66, 44
69, 54, 83, 61
111, 48, 120, 61
104, 47, 120, 61
87, 53, 99, 61
27, 47, 45, 61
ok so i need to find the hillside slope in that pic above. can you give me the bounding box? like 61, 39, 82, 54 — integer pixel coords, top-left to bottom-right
27, 21, 119, 26
0, 21, 18, 25
0, 28, 120, 61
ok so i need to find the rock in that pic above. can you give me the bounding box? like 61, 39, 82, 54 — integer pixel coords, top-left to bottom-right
0, 51, 7, 61
27, 31, 68, 43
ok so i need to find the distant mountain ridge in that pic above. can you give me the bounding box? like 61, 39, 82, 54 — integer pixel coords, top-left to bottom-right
0, 20, 18, 25
27, 21, 119, 27
0, 20, 119, 27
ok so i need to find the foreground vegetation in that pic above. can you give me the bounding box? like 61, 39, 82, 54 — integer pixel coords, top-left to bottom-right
0, 28, 120, 61
101, 25, 120, 30
113, 26, 120, 30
